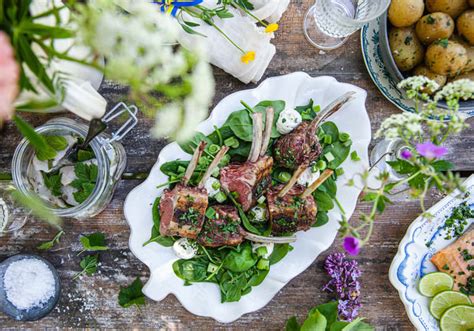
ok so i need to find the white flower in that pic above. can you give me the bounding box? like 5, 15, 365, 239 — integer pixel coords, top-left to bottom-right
398, 76, 440, 95
434, 79, 474, 103
375, 112, 423, 140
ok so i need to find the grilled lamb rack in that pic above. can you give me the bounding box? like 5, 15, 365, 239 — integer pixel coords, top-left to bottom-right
220, 107, 274, 212
198, 204, 297, 247
273, 92, 356, 171
159, 142, 229, 239
267, 169, 334, 235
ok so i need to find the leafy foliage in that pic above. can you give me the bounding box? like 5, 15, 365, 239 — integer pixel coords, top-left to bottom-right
118, 277, 146, 308
73, 254, 99, 280
42, 171, 63, 197
143, 197, 175, 247
13, 115, 57, 161
71, 163, 98, 204
79, 232, 108, 253
37, 230, 64, 250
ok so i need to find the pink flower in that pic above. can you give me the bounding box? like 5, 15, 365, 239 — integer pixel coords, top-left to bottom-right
343, 237, 360, 256
0, 31, 19, 123
400, 149, 412, 159
416, 142, 447, 160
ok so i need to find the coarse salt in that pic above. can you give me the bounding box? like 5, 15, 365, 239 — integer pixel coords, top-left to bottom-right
4, 258, 56, 310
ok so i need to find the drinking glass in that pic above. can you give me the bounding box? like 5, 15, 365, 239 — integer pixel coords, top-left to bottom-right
303, 0, 391, 50
369, 138, 410, 182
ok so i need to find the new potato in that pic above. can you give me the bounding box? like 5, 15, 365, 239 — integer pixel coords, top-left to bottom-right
389, 27, 425, 71
388, 0, 424, 27
426, 0, 469, 18
425, 40, 468, 76
415, 13, 454, 45
457, 10, 474, 45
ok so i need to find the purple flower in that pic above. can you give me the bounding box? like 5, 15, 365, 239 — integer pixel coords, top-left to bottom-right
400, 149, 412, 159
323, 253, 362, 321
343, 237, 360, 256
416, 142, 447, 160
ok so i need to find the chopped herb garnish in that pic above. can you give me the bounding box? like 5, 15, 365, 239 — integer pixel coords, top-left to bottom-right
442, 264, 450, 270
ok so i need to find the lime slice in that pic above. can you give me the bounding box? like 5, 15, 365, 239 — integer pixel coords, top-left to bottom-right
430, 291, 472, 319
418, 272, 454, 297
440, 305, 474, 331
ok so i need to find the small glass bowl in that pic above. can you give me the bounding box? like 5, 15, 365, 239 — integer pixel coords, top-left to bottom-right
11, 117, 127, 220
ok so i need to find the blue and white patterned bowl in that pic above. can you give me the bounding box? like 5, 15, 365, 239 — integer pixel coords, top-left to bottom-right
361, 17, 474, 118
389, 175, 474, 330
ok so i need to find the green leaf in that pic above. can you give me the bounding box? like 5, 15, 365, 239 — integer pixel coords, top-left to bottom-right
309, 301, 338, 328
73, 182, 95, 204
13, 115, 57, 161
286, 316, 301, 331
386, 159, 417, 175
320, 122, 339, 141
37, 230, 64, 250
269, 243, 292, 265
313, 211, 329, 227
79, 254, 99, 276
44, 135, 68, 151
118, 277, 146, 308
301, 309, 327, 331
77, 149, 95, 162
18, 22, 74, 38
178, 132, 212, 154
314, 191, 334, 212
330, 318, 374, 331
431, 160, 453, 172
222, 242, 257, 272
79, 232, 108, 252
323, 142, 350, 169
71, 163, 98, 204
173, 259, 208, 283
42, 171, 62, 197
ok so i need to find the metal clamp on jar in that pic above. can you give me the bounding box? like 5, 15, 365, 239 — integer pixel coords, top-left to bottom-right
11, 103, 138, 220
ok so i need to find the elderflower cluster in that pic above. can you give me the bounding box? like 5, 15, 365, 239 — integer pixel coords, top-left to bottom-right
434, 79, 474, 108
74, 0, 214, 142
397, 76, 440, 101
375, 112, 423, 140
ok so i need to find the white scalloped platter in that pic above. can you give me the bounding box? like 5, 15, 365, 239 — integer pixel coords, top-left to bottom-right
123, 72, 371, 322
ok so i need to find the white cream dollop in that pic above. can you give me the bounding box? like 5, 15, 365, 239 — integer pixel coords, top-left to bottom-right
297, 167, 320, 186
251, 242, 274, 259
276, 108, 302, 135
204, 177, 220, 197
173, 238, 197, 260
250, 205, 267, 223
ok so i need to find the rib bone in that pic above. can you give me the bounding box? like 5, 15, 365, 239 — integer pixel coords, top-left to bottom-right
301, 169, 334, 198
277, 164, 307, 198
182, 141, 206, 185
248, 112, 263, 163
198, 146, 229, 188
244, 231, 296, 244
260, 107, 274, 156
309, 91, 356, 133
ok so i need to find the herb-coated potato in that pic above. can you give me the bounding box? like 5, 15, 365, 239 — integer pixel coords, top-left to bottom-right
413, 65, 447, 90
457, 10, 474, 45
415, 13, 455, 45
426, 0, 468, 18
389, 27, 425, 71
388, 0, 424, 27
425, 40, 468, 76
452, 36, 474, 72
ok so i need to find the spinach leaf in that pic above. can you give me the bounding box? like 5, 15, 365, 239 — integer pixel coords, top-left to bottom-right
143, 197, 175, 247
313, 211, 329, 227
178, 132, 213, 154
314, 191, 334, 212
207, 125, 235, 144
228, 140, 251, 159
269, 243, 292, 265
222, 242, 257, 272
219, 271, 248, 302
246, 269, 269, 287
323, 142, 350, 169
160, 160, 190, 177
320, 122, 339, 141
118, 277, 146, 308
318, 177, 337, 198
295, 99, 320, 121
173, 259, 208, 283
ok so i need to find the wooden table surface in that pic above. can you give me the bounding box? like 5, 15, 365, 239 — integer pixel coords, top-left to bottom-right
1, 1, 473, 329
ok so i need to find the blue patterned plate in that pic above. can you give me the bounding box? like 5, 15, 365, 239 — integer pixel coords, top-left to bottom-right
389, 175, 474, 330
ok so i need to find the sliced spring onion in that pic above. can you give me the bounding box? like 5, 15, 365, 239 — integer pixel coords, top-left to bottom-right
256, 246, 268, 258
257, 258, 270, 270
339, 132, 350, 142
317, 160, 327, 171
207, 263, 219, 273
211, 180, 221, 190
208, 144, 220, 155
205, 207, 216, 219
335, 168, 344, 176
257, 195, 266, 204
224, 136, 239, 149
277, 171, 292, 183
324, 152, 335, 162
350, 150, 360, 161
323, 135, 332, 144
215, 191, 227, 203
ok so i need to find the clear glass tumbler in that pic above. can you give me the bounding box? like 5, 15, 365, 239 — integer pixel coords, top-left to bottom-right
303, 0, 390, 50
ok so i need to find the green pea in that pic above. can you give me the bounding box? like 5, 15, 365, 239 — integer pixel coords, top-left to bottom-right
277, 171, 291, 183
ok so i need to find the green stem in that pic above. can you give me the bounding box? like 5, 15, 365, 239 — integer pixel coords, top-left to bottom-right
240, 101, 254, 113
232, 2, 266, 26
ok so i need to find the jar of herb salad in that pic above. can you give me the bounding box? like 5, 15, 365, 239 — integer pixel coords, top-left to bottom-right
11, 103, 137, 220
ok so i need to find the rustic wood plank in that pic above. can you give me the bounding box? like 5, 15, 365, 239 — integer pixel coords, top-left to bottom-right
0, 179, 440, 329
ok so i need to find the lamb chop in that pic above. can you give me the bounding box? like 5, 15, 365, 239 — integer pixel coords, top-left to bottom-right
198, 204, 297, 247
220, 107, 274, 212
267, 169, 334, 235
274, 91, 356, 172
159, 142, 229, 239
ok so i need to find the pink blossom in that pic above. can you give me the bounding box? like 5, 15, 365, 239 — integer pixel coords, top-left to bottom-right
343, 237, 360, 256
0, 31, 19, 123
416, 142, 447, 160
400, 149, 412, 159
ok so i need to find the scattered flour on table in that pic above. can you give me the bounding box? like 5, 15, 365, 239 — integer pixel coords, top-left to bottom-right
4, 258, 55, 310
